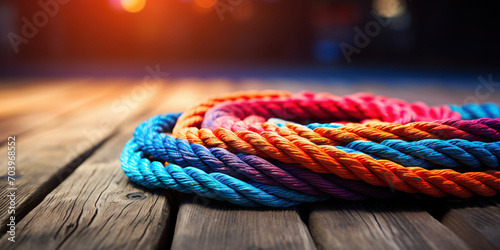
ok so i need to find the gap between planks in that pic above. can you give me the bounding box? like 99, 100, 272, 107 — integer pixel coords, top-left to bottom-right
421, 196, 500, 249
306, 195, 472, 250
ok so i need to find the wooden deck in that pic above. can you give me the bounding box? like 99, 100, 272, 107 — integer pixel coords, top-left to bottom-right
1, 79, 500, 250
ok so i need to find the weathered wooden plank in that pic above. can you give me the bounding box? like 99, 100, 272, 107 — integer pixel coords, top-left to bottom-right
307, 196, 471, 250
0, 81, 157, 228
5, 78, 496, 250
0, 81, 76, 137
0, 80, 78, 117
171, 195, 317, 250
0, 81, 229, 249
144, 80, 320, 250
1, 124, 172, 249
103, 79, 319, 250
0, 81, 120, 142
438, 196, 500, 249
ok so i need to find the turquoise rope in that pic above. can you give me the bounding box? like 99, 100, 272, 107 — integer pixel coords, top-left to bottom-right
121, 102, 500, 207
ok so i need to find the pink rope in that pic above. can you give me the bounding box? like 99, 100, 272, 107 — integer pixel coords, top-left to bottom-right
202, 92, 461, 133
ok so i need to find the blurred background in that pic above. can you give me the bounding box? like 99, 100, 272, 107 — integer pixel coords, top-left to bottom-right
0, 0, 499, 81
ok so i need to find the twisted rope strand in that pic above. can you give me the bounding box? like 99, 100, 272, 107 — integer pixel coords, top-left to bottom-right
123, 137, 500, 207
199, 92, 460, 132
434, 119, 500, 141
450, 103, 500, 120
134, 114, 394, 199
173, 89, 500, 143
173, 90, 291, 135
287, 119, 500, 143
263, 131, 500, 197
123, 90, 500, 207
180, 116, 500, 162
345, 139, 500, 169
123, 139, 331, 207
139, 114, 500, 175
133, 113, 500, 199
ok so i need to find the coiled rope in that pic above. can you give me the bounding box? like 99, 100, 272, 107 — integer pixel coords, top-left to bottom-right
122, 90, 500, 207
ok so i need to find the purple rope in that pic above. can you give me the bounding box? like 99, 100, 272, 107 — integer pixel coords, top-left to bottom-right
436, 118, 500, 141
134, 114, 395, 200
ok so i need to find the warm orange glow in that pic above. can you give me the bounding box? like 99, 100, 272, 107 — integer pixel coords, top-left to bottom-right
373, 0, 406, 18
194, 0, 217, 9
120, 0, 146, 13
232, 1, 254, 21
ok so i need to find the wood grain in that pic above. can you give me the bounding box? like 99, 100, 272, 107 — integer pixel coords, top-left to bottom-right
307, 196, 471, 250
165, 80, 318, 250
0, 81, 230, 249
439, 197, 500, 249
171, 195, 317, 250
2, 78, 500, 249
1, 129, 173, 249
0, 81, 155, 228
0, 81, 122, 143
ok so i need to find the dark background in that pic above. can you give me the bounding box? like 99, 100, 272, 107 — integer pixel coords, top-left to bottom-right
1, 0, 499, 79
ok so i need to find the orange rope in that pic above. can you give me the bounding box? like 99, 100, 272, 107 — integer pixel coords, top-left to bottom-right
168, 90, 500, 198
173, 90, 291, 136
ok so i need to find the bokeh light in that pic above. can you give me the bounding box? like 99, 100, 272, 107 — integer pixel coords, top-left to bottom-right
120, 0, 146, 13
373, 0, 406, 18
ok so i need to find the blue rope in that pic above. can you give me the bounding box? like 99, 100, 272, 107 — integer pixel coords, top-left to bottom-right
121, 102, 500, 207
121, 139, 328, 207
449, 103, 500, 120
345, 139, 500, 169
134, 114, 500, 171
131, 114, 395, 199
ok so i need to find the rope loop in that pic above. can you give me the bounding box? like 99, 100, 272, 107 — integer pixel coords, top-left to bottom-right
122, 90, 500, 207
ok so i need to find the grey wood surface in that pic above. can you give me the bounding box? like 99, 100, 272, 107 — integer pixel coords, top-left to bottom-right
0, 80, 79, 142
440, 197, 500, 249
0, 82, 231, 249
171, 195, 317, 250
1, 79, 499, 250
1, 131, 173, 250
0, 81, 150, 228
0, 83, 177, 249
307, 197, 471, 250
0, 82, 128, 145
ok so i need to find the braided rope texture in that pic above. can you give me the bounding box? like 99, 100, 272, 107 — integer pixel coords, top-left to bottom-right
122, 90, 500, 207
